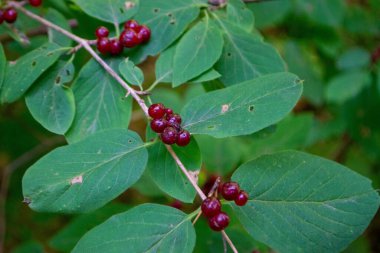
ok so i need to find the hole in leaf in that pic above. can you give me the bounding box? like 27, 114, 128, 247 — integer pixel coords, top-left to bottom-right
227, 52, 232, 57
66, 70, 70, 76
128, 139, 133, 143
167, 13, 173, 17
119, 8, 124, 13
248, 105, 254, 112
31, 61, 37, 67
55, 76, 61, 84
170, 19, 176, 25
153, 8, 159, 13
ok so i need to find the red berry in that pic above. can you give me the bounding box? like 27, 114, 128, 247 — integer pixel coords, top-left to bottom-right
97, 38, 110, 54
201, 197, 221, 218
119, 28, 140, 48
124, 19, 139, 30
29, 0, 42, 7
95, 26, 109, 38
148, 103, 165, 119
109, 39, 123, 55
150, 119, 167, 133
0, 10, 4, 25
169, 200, 183, 210
3, 8, 18, 23
136, 25, 151, 43
166, 113, 182, 125
235, 191, 249, 206
221, 182, 240, 201
208, 212, 230, 231
165, 108, 173, 116
161, 127, 178, 145
176, 130, 191, 146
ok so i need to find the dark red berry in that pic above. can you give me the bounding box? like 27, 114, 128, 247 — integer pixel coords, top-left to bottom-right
97, 38, 110, 54
166, 113, 182, 125
0, 10, 4, 25
169, 200, 183, 210
3, 8, 17, 23
221, 182, 240, 201
235, 191, 249, 206
165, 108, 173, 116
119, 28, 140, 48
176, 130, 191, 146
136, 25, 151, 43
201, 197, 221, 218
148, 103, 165, 119
29, 0, 42, 7
109, 39, 123, 55
124, 19, 139, 30
208, 212, 230, 231
161, 127, 178, 145
95, 26, 109, 38
150, 119, 167, 133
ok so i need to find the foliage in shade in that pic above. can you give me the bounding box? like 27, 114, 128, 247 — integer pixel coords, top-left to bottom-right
231, 151, 380, 253
0, 44, 5, 95
25, 60, 76, 135
1, 43, 65, 103
45, 8, 72, 47
22, 129, 148, 213
119, 59, 144, 89
65, 59, 132, 143
182, 72, 303, 138
72, 204, 196, 253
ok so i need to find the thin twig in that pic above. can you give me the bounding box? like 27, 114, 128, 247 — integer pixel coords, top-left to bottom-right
192, 211, 202, 225
208, 176, 221, 198
221, 230, 239, 253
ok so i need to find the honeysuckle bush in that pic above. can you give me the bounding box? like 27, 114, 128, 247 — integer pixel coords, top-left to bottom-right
1, 0, 380, 252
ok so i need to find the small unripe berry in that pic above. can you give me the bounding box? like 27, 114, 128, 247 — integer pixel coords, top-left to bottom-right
97, 38, 110, 54
109, 39, 123, 55
136, 25, 151, 43
150, 119, 167, 133
176, 130, 191, 146
148, 103, 165, 119
161, 127, 178, 145
201, 197, 221, 218
208, 212, 230, 231
124, 19, 139, 30
120, 28, 139, 48
95, 26, 109, 38
235, 191, 249, 206
29, 0, 42, 7
220, 182, 240, 200
3, 8, 18, 23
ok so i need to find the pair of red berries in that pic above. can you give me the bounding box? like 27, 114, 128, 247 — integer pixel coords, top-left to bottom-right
201, 181, 249, 231
148, 103, 191, 146
0, 0, 41, 25
96, 20, 151, 56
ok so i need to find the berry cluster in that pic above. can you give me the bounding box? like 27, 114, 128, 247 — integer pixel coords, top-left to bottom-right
201, 181, 248, 231
96, 20, 151, 56
0, 0, 42, 25
148, 103, 191, 146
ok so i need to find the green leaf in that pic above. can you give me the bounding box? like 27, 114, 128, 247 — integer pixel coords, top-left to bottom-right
22, 129, 148, 213
172, 19, 224, 86
119, 59, 144, 89
231, 151, 380, 253
25, 60, 76, 135
50, 203, 129, 252
12, 241, 44, 253
72, 204, 196, 253
189, 68, 221, 84
247, 0, 291, 28
227, 0, 254, 32
130, 0, 201, 63
182, 72, 302, 138
155, 44, 176, 83
1, 43, 65, 104
66, 59, 132, 143
0, 44, 5, 96
326, 70, 371, 104
213, 14, 286, 86
146, 128, 200, 203
45, 9, 72, 47
74, 0, 139, 24
336, 47, 370, 70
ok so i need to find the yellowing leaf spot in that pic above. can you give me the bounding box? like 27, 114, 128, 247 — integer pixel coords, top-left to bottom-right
221, 104, 229, 113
